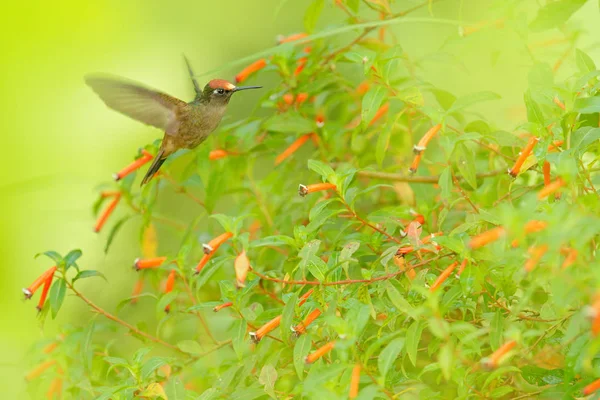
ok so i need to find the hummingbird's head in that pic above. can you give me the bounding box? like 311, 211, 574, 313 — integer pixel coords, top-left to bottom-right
202, 79, 262, 105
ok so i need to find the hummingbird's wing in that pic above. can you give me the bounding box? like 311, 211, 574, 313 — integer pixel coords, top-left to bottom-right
85, 74, 187, 135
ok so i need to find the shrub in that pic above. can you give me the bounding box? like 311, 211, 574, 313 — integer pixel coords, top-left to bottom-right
23, 1, 600, 399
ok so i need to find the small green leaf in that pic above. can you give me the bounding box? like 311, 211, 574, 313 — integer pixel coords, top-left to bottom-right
438, 342, 453, 381
453, 143, 477, 190
361, 86, 386, 129
576, 49, 596, 74
490, 310, 504, 350
447, 91, 500, 114
141, 357, 168, 380
232, 319, 247, 358
64, 249, 82, 269
385, 282, 416, 319
105, 216, 130, 254
177, 340, 203, 355
294, 334, 312, 379
265, 114, 314, 134
35, 251, 62, 263
304, 0, 325, 33
574, 96, 600, 114
307, 159, 336, 182
164, 377, 186, 400
529, 0, 587, 32
375, 125, 391, 166
73, 270, 107, 283
49, 279, 66, 319
571, 127, 600, 152
258, 364, 278, 391
524, 90, 544, 125
281, 293, 298, 344
438, 167, 452, 200
406, 320, 423, 367
378, 338, 405, 381
156, 292, 177, 314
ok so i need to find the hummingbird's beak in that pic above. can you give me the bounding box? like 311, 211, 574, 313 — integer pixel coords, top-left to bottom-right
233, 85, 262, 92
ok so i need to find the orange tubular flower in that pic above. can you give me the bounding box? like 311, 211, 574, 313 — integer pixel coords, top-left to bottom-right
298, 183, 337, 197
482, 340, 517, 369
469, 226, 506, 249
235, 250, 250, 288
542, 161, 551, 186
94, 193, 121, 233
409, 153, 423, 174
100, 190, 121, 198
209, 149, 229, 160
213, 301, 233, 312
292, 308, 322, 335
525, 220, 548, 234
131, 277, 144, 304
277, 32, 308, 44
294, 58, 308, 76
356, 81, 371, 95
298, 289, 314, 306
368, 103, 389, 127
553, 96, 566, 110
282, 93, 295, 105
537, 178, 565, 200
113, 150, 154, 181
584, 379, 600, 396
456, 259, 469, 277
164, 269, 176, 313
25, 360, 56, 381
524, 244, 548, 272
134, 256, 167, 271
47, 377, 63, 399
43, 341, 59, 354
429, 261, 459, 292
547, 140, 563, 152
305, 341, 336, 364
36, 273, 54, 311
194, 253, 213, 274
296, 92, 309, 105
203, 232, 234, 254
249, 315, 282, 343
413, 124, 443, 154
23, 266, 57, 299
235, 58, 267, 84
560, 247, 577, 269
586, 295, 600, 336
508, 136, 538, 177
349, 364, 361, 399
275, 134, 312, 166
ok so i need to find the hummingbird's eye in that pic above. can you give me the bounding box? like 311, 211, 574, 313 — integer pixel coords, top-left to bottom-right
215, 88, 225, 95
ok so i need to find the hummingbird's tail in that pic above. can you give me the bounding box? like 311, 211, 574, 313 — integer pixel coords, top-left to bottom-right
141, 149, 167, 186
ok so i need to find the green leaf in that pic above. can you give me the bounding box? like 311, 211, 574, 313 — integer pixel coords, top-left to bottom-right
64, 249, 82, 269
438, 167, 452, 199
264, 114, 314, 134
177, 340, 203, 355
385, 282, 416, 319
73, 270, 107, 283
281, 293, 298, 344
438, 342, 453, 381
35, 250, 62, 263
307, 159, 336, 182
524, 90, 544, 125
304, 0, 324, 33
258, 364, 278, 391
529, 0, 587, 32
453, 143, 477, 190
232, 319, 247, 358
574, 96, 600, 114
164, 377, 186, 400
157, 292, 177, 314
378, 338, 405, 381
406, 320, 423, 367
375, 124, 391, 166
298, 240, 326, 281
250, 235, 296, 248
105, 216, 130, 254
294, 334, 311, 379
49, 279, 66, 319
141, 357, 168, 380
576, 49, 596, 74
571, 127, 600, 152
490, 310, 504, 350
346, 0, 359, 13
447, 91, 500, 114
361, 86, 386, 129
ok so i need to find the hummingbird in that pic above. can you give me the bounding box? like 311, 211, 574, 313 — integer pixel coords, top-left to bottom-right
85, 56, 262, 185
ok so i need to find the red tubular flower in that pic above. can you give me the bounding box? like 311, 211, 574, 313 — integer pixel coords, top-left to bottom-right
213, 302, 233, 312
134, 256, 167, 271
429, 261, 459, 292
277, 32, 308, 44
94, 193, 121, 233
468, 226, 506, 249
413, 124, 442, 154
305, 341, 336, 364
368, 103, 389, 127
409, 153, 423, 174
282, 93, 295, 105
209, 149, 229, 160
294, 58, 308, 76
508, 136, 538, 177
36, 273, 54, 311
482, 340, 517, 369
113, 150, 154, 181
23, 266, 57, 299
164, 269, 176, 313
456, 259, 469, 277
235, 58, 267, 84
295, 92, 309, 105
203, 232, 234, 254
543, 161, 551, 186
249, 315, 282, 343
298, 183, 337, 197
537, 178, 565, 200
299, 289, 314, 306
275, 134, 313, 166
292, 308, 322, 335
194, 253, 213, 274
356, 81, 371, 95
547, 140, 563, 152
584, 378, 600, 396
349, 364, 361, 399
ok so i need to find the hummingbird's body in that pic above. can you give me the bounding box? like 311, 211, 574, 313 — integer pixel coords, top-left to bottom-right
85, 58, 261, 185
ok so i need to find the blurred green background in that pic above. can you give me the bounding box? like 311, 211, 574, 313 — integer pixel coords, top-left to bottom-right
1, 0, 598, 398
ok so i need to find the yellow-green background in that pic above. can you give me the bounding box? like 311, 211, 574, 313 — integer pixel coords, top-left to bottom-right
1, 1, 598, 398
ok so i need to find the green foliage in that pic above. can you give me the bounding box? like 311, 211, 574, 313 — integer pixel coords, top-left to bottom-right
23, 1, 600, 399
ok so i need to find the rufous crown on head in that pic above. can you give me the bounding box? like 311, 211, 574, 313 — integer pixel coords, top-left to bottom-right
208, 79, 236, 90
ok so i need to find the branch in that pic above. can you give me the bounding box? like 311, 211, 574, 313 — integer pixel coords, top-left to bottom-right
357, 169, 505, 183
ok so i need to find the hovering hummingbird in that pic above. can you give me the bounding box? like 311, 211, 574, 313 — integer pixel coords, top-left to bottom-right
85, 56, 262, 185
